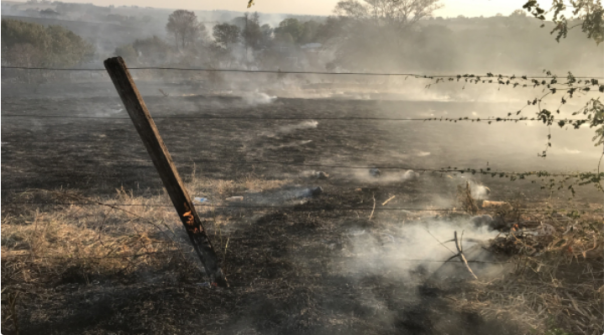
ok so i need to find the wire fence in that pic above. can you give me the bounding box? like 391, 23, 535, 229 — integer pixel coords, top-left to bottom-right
2, 65, 600, 277
0, 153, 596, 177
1, 68, 600, 200
2, 66, 603, 79
1, 200, 553, 213
0, 114, 590, 122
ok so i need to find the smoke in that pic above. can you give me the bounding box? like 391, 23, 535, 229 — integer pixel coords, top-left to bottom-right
337, 217, 504, 281
352, 169, 420, 184
241, 91, 276, 106
441, 175, 491, 201
260, 120, 318, 139
469, 181, 491, 200
92, 105, 124, 117
277, 120, 318, 134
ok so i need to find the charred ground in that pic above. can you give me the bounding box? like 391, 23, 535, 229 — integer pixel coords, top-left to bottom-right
1, 87, 603, 335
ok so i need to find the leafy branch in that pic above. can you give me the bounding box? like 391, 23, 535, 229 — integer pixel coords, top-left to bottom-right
426, 70, 602, 91
522, 0, 604, 44
425, 69, 604, 193
426, 71, 603, 154
436, 167, 604, 195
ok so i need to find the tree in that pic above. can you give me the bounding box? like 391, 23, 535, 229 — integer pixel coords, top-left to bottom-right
334, 0, 442, 30
274, 30, 295, 45
300, 20, 321, 44
113, 36, 174, 66
114, 44, 138, 63
166, 10, 202, 51
213, 23, 240, 49
241, 12, 263, 50
132, 36, 172, 65
274, 18, 304, 43
1, 19, 94, 68
3, 43, 43, 68
325, 0, 442, 70
260, 24, 274, 48
40, 8, 59, 16
510, 9, 528, 17
315, 0, 443, 71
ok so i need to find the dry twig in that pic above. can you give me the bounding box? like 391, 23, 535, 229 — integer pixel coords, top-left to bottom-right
454, 231, 478, 280
369, 193, 376, 220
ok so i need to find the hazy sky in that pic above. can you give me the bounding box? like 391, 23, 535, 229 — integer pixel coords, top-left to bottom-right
199, 0, 544, 17
9, 0, 554, 17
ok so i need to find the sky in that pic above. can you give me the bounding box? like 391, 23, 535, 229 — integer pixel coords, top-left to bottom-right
204, 0, 543, 17
6, 0, 555, 17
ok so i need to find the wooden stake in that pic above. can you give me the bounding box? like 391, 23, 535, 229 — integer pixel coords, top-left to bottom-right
104, 57, 228, 287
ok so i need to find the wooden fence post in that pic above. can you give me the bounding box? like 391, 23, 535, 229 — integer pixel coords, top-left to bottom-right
104, 57, 228, 287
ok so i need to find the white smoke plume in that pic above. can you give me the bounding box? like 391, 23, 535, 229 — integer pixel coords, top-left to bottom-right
242, 91, 276, 106
352, 169, 420, 184
277, 120, 318, 134
337, 218, 504, 281
261, 120, 319, 139
469, 181, 491, 200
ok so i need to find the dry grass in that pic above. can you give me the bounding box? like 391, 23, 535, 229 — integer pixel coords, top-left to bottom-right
186, 170, 290, 204
1, 174, 289, 292
0, 175, 289, 334
1, 188, 182, 285
450, 202, 604, 335
456, 181, 479, 215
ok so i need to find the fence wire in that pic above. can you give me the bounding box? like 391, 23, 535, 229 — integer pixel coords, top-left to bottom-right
2, 65, 603, 79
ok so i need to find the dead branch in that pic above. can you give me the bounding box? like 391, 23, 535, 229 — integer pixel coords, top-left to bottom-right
454, 231, 478, 280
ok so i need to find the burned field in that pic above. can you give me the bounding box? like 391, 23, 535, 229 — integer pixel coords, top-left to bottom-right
2, 89, 604, 334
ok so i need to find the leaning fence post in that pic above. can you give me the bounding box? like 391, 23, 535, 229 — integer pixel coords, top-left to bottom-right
104, 57, 228, 287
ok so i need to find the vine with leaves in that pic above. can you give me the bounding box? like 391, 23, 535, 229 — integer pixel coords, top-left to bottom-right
423, 70, 604, 194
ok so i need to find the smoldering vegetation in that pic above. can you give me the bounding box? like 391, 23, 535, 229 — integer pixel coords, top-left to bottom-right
337, 218, 504, 280
1, 1, 604, 335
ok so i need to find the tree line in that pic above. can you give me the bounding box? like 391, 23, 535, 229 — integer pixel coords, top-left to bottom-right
1, 0, 602, 77
109, 5, 602, 74
1, 19, 94, 68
